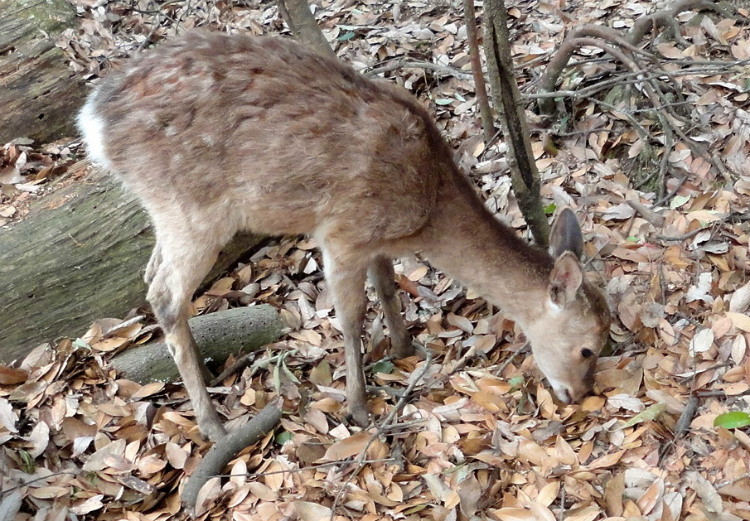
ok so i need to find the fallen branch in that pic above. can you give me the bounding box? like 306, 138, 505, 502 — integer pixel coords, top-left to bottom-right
277, 0, 336, 59
625, 199, 666, 227
537, 0, 730, 114
110, 306, 282, 383
366, 58, 472, 80
183, 398, 284, 517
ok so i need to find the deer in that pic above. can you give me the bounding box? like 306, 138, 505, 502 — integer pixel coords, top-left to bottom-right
77, 30, 611, 443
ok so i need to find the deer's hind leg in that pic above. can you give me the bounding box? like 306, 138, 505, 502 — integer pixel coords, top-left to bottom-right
145, 224, 227, 442
144, 240, 162, 285
369, 255, 413, 358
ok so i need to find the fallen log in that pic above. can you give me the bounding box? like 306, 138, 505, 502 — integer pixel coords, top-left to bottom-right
0, 0, 85, 144
0, 165, 265, 363
109, 305, 283, 383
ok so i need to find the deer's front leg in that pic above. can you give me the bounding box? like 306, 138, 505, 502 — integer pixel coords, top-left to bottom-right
321, 247, 370, 427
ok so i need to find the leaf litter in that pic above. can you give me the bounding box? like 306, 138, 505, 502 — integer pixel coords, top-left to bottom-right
2, 0, 750, 520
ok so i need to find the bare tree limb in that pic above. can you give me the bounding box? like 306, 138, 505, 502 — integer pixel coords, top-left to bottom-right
183, 398, 283, 517
463, 0, 495, 144
277, 0, 336, 59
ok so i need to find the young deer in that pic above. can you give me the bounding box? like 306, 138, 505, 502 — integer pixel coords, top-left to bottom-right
78, 31, 611, 442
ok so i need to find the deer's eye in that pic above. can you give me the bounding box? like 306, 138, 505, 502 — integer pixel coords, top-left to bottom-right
581, 348, 594, 359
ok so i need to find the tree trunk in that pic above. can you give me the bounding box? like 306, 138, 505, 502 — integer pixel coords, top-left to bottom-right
483, 0, 550, 247
0, 0, 85, 144
277, 0, 337, 59
0, 165, 264, 363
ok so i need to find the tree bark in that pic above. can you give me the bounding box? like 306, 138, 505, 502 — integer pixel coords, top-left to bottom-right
110, 306, 282, 383
0, 165, 265, 363
0, 0, 85, 144
182, 398, 283, 516
463, 0, 495, 145
277, 0, 337, 59
483, 0, 550, 246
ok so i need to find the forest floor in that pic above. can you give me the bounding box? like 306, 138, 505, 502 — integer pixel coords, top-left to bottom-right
2, 0, 750, 520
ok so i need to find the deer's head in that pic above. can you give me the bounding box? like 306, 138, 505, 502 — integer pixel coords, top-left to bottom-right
525, 209, 611, 403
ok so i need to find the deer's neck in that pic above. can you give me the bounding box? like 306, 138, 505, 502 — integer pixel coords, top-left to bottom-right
415, 177, 554, 328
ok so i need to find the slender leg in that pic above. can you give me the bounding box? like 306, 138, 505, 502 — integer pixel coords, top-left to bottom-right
146, 235, 226, 442
144, 240, 162, 285
369, 255, 413, 358
321, 246, 370, 426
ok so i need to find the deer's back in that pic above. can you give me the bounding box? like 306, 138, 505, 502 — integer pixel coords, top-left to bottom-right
82, 31, 453, 246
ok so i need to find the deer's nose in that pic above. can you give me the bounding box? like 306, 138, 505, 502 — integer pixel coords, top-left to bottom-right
567, 381, 596, 403
553, 386, 572, 404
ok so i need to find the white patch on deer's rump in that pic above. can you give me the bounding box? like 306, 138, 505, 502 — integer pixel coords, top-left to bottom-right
77, 97, 112, 171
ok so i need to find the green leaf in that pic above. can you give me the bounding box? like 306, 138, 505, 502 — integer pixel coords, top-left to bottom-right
434, 98, 454, 106
669, 195, 690, 209
337, 31, 356, 41
714, 411, 750, 429
370, 359, 395, 374
18, 450, 35, 474
508, 376, 525, 390
403, 503, 429, 515
281, 363, 301, 384
272, 359, 281, 393
618, 402, 666, 430
72, 338, 90, 350
543, 203, 556, 215
275, 431, 294, 445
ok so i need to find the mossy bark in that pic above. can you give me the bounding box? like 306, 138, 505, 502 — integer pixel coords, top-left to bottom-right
0, 0, 85, 143
483, 0, 550, 247
0, 166, 265, 363
110, 306, 283, 383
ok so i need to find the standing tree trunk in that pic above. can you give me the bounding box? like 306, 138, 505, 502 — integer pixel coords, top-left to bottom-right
277, 0, 337, 59
482, 0, 550, 247
463, 0, 495, 145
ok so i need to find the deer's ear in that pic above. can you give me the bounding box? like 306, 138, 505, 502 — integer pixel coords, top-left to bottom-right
549, 252, 584, 307
549, 208, 583, 259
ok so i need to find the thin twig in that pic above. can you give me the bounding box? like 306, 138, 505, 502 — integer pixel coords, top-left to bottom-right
654, 213, 731, 242
493, 346, 524, 377
213, 458, 397, 480
210, 351, 256, 386
696, 389, 750, 398
652, 175, 687, 208
0, 470, 79, 497
716, 472, 750, 489
366, 58, 472, 80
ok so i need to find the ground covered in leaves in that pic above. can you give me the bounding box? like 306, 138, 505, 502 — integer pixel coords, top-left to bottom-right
2, 0, 750, 520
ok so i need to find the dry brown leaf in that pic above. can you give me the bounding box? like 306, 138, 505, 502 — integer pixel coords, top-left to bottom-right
130, 381, 165, 399
165, 442, 188, 469
725, 312, 750, 332
293, 501, 332, 521
321, 431, 371, 461
491, 507, 540, 521
0, 397, 18, 432
27, 421, 50, 458
263, 460, 285, 491
0, 365, 27, 385
194, 477, 222, 517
